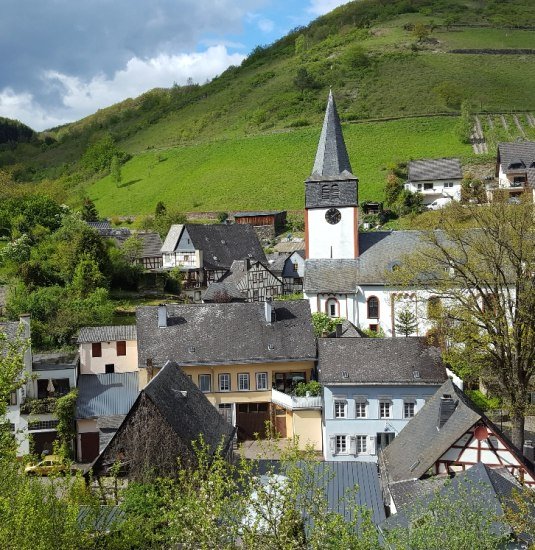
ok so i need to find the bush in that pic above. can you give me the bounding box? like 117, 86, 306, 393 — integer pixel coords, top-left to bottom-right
294, 380, 322, 397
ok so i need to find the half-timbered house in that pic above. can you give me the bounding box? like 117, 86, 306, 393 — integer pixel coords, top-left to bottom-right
380, 379, 535, 491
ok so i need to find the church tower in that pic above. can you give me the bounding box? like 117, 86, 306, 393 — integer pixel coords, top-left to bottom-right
305, 91, 359, 259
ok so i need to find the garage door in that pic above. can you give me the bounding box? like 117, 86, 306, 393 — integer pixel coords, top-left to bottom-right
236, 403, 270, 441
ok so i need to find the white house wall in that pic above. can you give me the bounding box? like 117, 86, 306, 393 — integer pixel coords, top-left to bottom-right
307, 207, 357, 259
80, 340, 138, 374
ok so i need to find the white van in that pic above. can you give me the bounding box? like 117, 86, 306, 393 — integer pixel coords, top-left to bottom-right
428, 197, 453, 210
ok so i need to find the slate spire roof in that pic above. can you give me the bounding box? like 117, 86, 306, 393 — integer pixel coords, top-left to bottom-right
311, 90, 355, 179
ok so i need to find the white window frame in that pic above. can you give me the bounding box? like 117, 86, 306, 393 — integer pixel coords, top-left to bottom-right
199, 374, 211, 393
379, 400, 392, 419
335, 435, 348, 455
355, 435, 367, 454
256, 372, 268, 391
355, 400, 368, 418
218, 373, 230, 392
238, 373, 250, 391
334, 399, 347, 419
404, 400, 415, 419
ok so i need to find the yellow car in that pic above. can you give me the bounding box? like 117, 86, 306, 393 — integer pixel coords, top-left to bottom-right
24, 455, 76, 476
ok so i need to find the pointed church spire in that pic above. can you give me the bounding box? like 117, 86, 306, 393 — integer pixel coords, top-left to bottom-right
311, 90, 354, 178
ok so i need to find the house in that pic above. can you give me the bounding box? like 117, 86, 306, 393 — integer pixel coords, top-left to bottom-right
490, 141, 535, 202
233, 210, 287, 240
77, 325, 138, 377
135, 231, 163, 271
404, 158, 462, 206
269, 250, 305, 294
86, 220, 131, 240
91, 361, 235, 480
76, 372, 139, 462
203, 259, 284, 303
380, 462, 533, 546
135, 300, 318, 445
379, 378, 535, 490
318, 337, 448, 462
160, 223, 266, 301
3, 316, 79, 456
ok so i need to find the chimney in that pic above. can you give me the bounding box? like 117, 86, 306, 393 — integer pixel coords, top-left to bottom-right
524, 440, 535, 463
158, 305, 167, 328
335, 323, 343, 338
438, 394, 457, 429
264, 300, 275, 324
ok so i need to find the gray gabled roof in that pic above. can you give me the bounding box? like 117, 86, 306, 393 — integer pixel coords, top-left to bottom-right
497, 141, 535, 185
382, 463, 520, 538
76, 372, 139, 419
161, 224, 266, 270
77, 325, 137, 344
310, 91, 355, 179
143, 361, 234, 451
407, 158, 462, 182
381, 379, 484, 482
318, 338, 448, 385
138, 232, 163, 258
136, 300, 316, 368
304, 231, 424, 292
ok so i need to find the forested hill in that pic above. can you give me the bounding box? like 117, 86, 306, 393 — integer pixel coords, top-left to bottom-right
3, 0, 535, 214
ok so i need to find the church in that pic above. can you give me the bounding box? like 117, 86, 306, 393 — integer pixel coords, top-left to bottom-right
303, 92, 431, 337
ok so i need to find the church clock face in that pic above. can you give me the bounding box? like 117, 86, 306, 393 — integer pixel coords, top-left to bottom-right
325, 208, 341, 225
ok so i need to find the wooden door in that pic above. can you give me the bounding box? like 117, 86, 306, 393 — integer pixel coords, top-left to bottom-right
80, 432, 100, 462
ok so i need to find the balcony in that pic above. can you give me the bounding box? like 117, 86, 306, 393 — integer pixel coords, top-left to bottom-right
20, 397, 57, 415
271, 388, 322, 411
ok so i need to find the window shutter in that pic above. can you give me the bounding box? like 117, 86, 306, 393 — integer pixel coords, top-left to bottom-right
349, 436, 357, 455
368, 436, 376, 455
329, 436, 336, 453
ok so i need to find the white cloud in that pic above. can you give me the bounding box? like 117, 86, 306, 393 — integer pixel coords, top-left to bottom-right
0, 46, 245, 131
258, 18, 275, 33
307, 0, 352, 16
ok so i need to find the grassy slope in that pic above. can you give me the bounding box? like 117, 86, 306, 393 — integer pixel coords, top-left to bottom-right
90, 117, 470, 215
5, 1, 535, 214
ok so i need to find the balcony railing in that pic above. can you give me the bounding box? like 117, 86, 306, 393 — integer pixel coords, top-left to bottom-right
271, 389, 322, 410
20, 397, 57, 415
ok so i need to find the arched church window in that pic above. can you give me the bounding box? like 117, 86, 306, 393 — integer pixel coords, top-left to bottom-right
326, 297, 339, 318
322, 185, 330, 200
331, 184, 339, 199
367, 296, 379, 319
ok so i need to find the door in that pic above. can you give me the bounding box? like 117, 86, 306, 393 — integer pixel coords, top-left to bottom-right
80, 432, 100, 462
236, 403, 270, 441
273, 407, 287, 438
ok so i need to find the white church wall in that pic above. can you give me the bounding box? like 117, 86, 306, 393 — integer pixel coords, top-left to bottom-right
307, 208, 357, 259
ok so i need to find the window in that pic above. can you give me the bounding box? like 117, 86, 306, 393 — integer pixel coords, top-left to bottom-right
219, 373, 230, 392
379, 400, 392, 419
105, 364, 115, 374
326, 298, 338, 318
293, 262, 299, 273
356, 435, 367, 454
404, 401, 415, 418
116, 341, 126, 356
238, 373, 250, 391
321, 185, 330, 200
218, 404, 232, 424
199, 374, 211, 393
417, 183, 422, 190
444, 182, 454, 188
355, 400, 367, 418
256, 372, 268, 391
367, 296, 379, 319
334, 399, 347, 418
330, 183, 340, 199
377, 432, 395, 452
424, 183, 433, 190
368, 324, 379, 333
9, 391, 17, 406
335, 435, 347, 454
92, 342, 102, 357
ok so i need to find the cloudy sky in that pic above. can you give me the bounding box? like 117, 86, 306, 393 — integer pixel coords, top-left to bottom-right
0, 0, 350, 131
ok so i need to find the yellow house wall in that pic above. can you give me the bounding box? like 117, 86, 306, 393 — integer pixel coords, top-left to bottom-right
292, 410, 322, 451
79, 340, 138, 374
181, 361, 315, 403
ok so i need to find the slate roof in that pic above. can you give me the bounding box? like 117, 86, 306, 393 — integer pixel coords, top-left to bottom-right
497, 141, 535, 185
304, 231, 423, 291
382, 463, 521, 538
202, 281, 246, 301
267, 253, 289, 276
407, 158, 462, 182
136, 300, 316, 368
143, 361, 234, 451
161, 223, 266, 270
138, 232, 163, 258
318, 337, 448, 385
273, 241, 305, 253
76, 372, 139, 419
32, 352, 78, 371
380, 379, 534, 484
310, 91, 354, 179
77, 325, 137, 344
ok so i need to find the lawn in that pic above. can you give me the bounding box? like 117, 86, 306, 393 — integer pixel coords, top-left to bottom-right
88, 116, 472, 216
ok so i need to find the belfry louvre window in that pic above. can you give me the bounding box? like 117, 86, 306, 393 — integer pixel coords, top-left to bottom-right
322, 185, 330, 200
330, 184, 340, 199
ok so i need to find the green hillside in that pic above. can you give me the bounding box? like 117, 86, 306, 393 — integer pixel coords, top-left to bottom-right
3, 0, 535, 214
